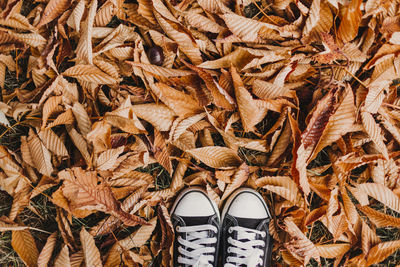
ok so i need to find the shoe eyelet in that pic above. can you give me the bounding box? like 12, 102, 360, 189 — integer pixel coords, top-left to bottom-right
176, 226, 181, 232
227, 248, 231, 253
228, 227, 233, 233
261, 232, 266, 238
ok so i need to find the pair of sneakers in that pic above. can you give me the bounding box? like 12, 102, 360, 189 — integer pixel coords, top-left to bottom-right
171, 187, 272, 267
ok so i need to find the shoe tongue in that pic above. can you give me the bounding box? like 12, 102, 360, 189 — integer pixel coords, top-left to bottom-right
235, 217, 265, 229
180, 216, 210, 226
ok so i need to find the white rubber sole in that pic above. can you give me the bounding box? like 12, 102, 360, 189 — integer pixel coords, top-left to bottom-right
170, 187, 221, 221
220, 187, 271, 221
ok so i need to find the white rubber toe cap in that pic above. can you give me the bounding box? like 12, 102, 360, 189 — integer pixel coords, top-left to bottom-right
173, 189, 217, 217
224, 189, 269, 219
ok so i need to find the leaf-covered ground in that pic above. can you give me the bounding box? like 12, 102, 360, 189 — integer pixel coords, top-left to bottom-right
2, 0, 400, 266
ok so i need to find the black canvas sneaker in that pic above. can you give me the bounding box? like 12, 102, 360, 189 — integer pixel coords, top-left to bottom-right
171, 187, 220, 267
221, 188, 272, 267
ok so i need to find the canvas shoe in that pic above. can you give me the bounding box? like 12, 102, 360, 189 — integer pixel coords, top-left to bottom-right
171, 187, 220, 267
221, 188, 272, 267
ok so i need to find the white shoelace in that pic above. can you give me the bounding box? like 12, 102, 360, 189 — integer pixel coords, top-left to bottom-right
176, 224, 218, 267
224, 226, 266, 267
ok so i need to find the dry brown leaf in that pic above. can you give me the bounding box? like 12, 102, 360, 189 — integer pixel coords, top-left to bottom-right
152, 82, 203, 118
66, 125, 91, 164
337, 0, 362, 43
95, 1, 115, 27
186, 10, 224, 33
7, 31, 47, 47
232, 66, 267, 132
361, 221, 381, 256
301, 87, 339, 149
46, 109, 75, 129
54, 245, 71, 267
153, 129, 172, 174
315, 243, 351, 258
27, 129, 53, 176
157, 203, 174, 250
302, 0, 332, 43
361, 109, 389, 160
284, 217, 320, 265
186, 146, 242, 169
132, 103, 176, 132
257, 176, 305, 208
358, 183, 400, 213
37, 232, 57, 267
128, 62, 194, 77
12, 229, 39, 267
184, 62, 235, 110
80, 227, 103, 267
96, 146, 124, 171
76, 0, 97, 64
358, 205, 400, 228
60, 167, 147, 226
221, 164, 249, 201
311, 84, 357, 161
221, 13, 279, 42
72, 102, 92, 136
105, 217, 157, 266
63, 64, 119, 84
38, 129, 69, 157
67, 0, 85, 31
366, 240, 400, 265
37, 0, 71, 28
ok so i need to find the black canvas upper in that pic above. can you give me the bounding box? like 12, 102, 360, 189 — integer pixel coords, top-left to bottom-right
220, 192, 272, 267
171, 190, 220, 267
